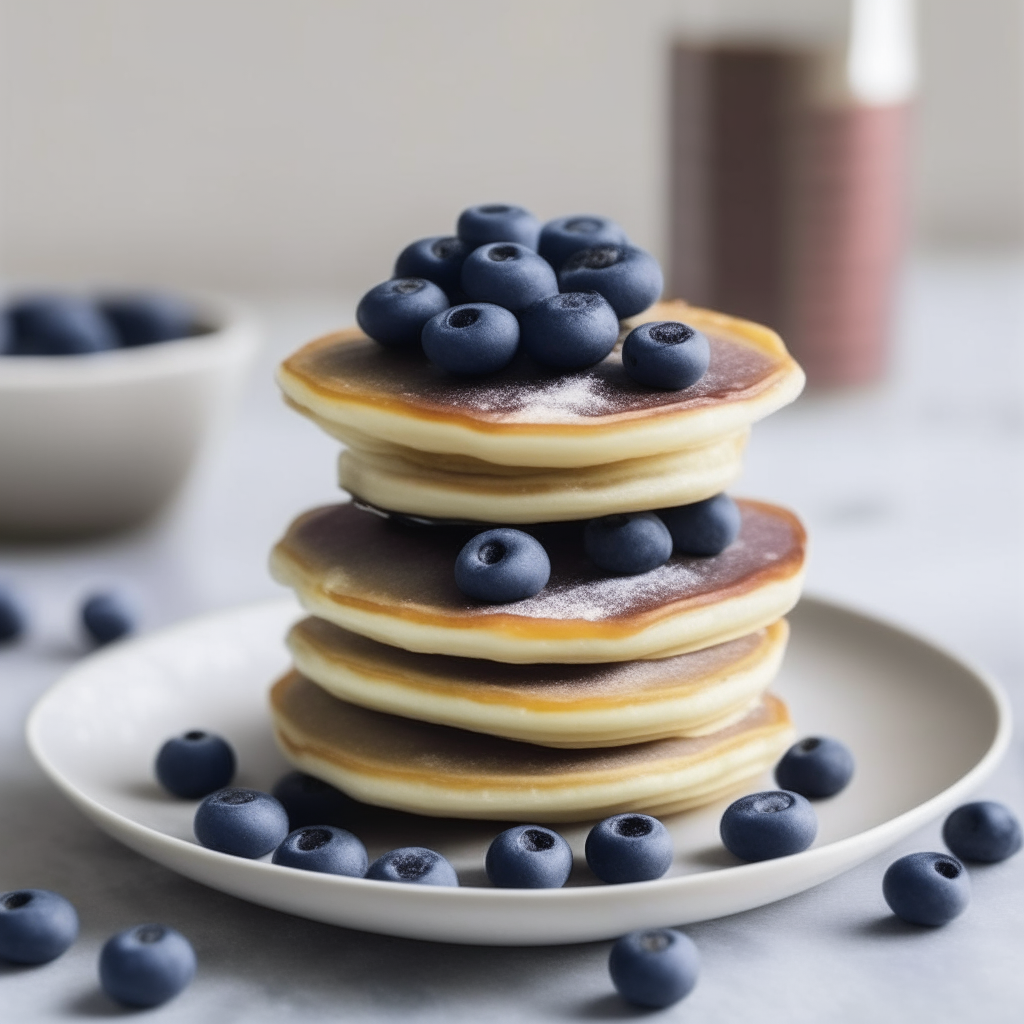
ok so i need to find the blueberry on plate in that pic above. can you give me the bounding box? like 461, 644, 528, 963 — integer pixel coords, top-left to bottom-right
518, 291, 619, 370
657, 494, 741, 557
356, 277, 449, 349
394, 236, 469, 303
365, 847, 459, 886
272, 770, 359, 829
457, 203, 541, 250
584, 513, 673, 576
454, 528, 550, 603
622, 320, 710, 390
272, 826, 368, 876
485, 825, 573, 889
719, 790, 817, 862
422, 303, 520, 376
538, 215, 628, 271
0, 889, 78, 965
155, 731, 236, 799
193, 788, 289, 858
99, 293, 198, 347
774, 736, 855, 799
8, 295, 118, 356
461, 242, 559, 313
558, 245, 663, 319
883, 852, 970, 926
585, 813, 673, 884
942, 801, 1023, 863
81, 592, 135, 646
609, 928, 699, 1009
0, 585, 25, 644
99, 924, 196, 1008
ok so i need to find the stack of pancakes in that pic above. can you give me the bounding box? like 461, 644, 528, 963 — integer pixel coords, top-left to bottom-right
269, 299, 807, 822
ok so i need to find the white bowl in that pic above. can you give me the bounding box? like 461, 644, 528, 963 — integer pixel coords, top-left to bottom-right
0, 295, 260, 538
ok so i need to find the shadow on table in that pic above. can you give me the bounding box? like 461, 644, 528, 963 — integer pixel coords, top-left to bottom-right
567, 994, 649, 1020
65, 990, 132, 1018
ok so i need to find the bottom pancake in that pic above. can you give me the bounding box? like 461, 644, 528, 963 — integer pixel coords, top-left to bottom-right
269, 671, 795, 822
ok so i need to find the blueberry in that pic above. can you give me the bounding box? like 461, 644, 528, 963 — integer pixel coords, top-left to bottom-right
518, 291, 619, 370
720, 790, 817, 862
461, 242, 559, 313
943, 801, 1023, 863
0, 309, 11, 354
8, 296, 118, 356
585, 813, 673, 884
584, 513, 673, 576
485, 825, 573, 889
193, 788, 289, 858
99, 293, 198, 347
0, 889, 78, 965
272, 826, 368, 876
0, 586, 25, 644
457, 203, 541, 250
81, 592, 135, 646
538, 215, 629, 271
657, 494, 741, 557
155, 731, 236, 799
272, 770, 359, 829
622, 320, 710, 390
365, 847, 459, 886
422, 303, 520, 376
775, 737, 854, 800
609, 928, 699, 1009
558, 245, 663, 319
356, 278, 449, 349
394, 236, 469, 303
454, 528, 550, 603
99, 924, 196, 1008
883, 852, 970, 926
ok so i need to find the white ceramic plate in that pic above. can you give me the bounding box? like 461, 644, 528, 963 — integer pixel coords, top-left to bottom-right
26, 597, 1010, 946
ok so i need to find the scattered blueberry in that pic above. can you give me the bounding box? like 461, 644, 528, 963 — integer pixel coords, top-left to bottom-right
394, 236, 469, 303
99, 924, 196, 1008
8, 296, 118, 356
356, 278, 449, 349
719, 790, 817, 862
584, 513, 673, 576
943, 801, 1023, 863
609, 928, 700, 1009
457, 203, 541, 250
422, 303, 520, 376
0, 889, 78, 965
657, 494, 741, 557
365, 847, 459, 886
775, 737, 855, 799
538, 215, 628, 270
193, 788, 290, 858
272, 826, 368, 876
485, 825, 573, 889
81, 592, 135, 646
155, 731, 236, 799
883, 852, 970, 926
454, 528, 550, 603
99, 293, 198, 347
622, 320, 710, 390
585, 813, 673, 884
0, 586, 25, 644
518, 291, 619, 370
461, 242, 558, 313
558, 245, 663, 319
272, 770, 359, 829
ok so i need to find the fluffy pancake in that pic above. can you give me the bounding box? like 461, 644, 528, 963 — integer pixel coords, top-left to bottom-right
270, 671, 795, 821
269, 499, 806, 663
288, 617, 789, 747
277, 300, 804, 469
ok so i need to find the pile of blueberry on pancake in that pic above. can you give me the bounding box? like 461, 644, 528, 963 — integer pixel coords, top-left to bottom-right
269, 202, 807, 821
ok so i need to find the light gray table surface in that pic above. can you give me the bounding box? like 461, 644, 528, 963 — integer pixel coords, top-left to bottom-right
2, 254, 1022, 1022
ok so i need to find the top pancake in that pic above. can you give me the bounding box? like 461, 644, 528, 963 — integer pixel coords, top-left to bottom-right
278, 300, 805, 468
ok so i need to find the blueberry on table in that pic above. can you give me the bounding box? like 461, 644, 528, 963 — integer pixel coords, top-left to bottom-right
461, 242, 558, 313
609, 928, 699, 1009
356, 278, 449, 349
585, 813, 673, 884
720, 790, 817, 862
775, 736, 855, 799
485, 825, 573, 889
457, 203, 541, 250
8, 295, 118, 355
422, 303, 520, 376
455, 528, 550, 603
81, 592, 135, 646
155, 731, 236, 799
657, 493, 741, 557
584, 513, 673, 576
193, 788, 289, 858
0, 889, 78, 965
99, 293, 198, 347
0, 586, 25, 644
558, 244, 663, 319
99, 924, 196, 1008
394, 236, 469, 303
538, 214, 628, 271
365, 847, 459, 886
622, 320, 710, 390
943, 801, 1023, 863
518, 291, 619, 370
272, 770, 359, 829
272, 826, 368, 876
883, 852, 970, 926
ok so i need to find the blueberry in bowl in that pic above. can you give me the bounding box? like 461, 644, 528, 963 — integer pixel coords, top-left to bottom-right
7, 295, 118, 356
584, 513, 673, 576
485, 825, 573, 888
99, 924, 196, 1008
272, 826, 368, 876
883, 852, 970, 926
585, 813, 673, 884
356, 277, 449, 349
99, 293, 200, 347
461, 242, 558, 313
422, 303, 520, 376
155, 730, 236, 799
558, 244, 663, 318
457, 203, 541, 250
394, 236, 469, 303
609, 928, 699, 1009
518, 291, 619, 370
774, 736, 855, 799
719, 790, 817, 861
657, 493, 741, 557
193, 787, 290, 858
0, 889, 78, 965
538, 214, 628, 271
942, 801, 1022, 863
365, 847, 459, 886
455, 528, 550, 602
622, 320, 710, 390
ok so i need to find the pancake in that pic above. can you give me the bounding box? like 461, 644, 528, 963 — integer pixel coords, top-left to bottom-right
269, 499, 806, 663
277, 300, 805, 469
288, 617, 789, 747
270, 671, 795, 821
